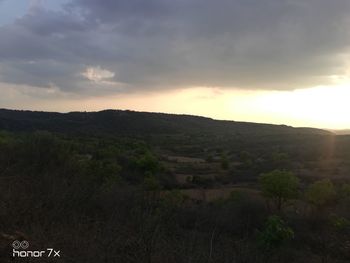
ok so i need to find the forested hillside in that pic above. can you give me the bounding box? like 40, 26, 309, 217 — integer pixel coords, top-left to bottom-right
0, 109, 330, 136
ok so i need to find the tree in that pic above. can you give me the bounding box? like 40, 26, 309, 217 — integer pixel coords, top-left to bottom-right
136, 151, 160, 175
259, 170, 299, 211
305, 179, 336, 209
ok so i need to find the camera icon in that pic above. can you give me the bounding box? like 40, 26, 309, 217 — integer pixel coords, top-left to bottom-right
12, 240, 29, 249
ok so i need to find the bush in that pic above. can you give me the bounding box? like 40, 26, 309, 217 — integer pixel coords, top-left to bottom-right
258, 215, 294, 250
305, 179, 336, 208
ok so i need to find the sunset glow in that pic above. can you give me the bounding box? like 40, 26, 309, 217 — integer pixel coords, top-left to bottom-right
1, 0, 350, 130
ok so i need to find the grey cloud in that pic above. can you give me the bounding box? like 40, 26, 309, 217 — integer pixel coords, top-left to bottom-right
17, 9, 88, 36
1, 0, 350, 96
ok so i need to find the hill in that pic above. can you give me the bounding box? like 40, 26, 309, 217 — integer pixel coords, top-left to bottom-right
0, 108, 330, 136
331, 129, 350, 135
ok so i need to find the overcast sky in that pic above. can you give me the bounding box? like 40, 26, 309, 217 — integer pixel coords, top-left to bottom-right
1, 0, 350, 129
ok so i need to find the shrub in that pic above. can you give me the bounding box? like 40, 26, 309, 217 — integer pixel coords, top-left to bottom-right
305, 179, 336, 208
258, 215, 294, 250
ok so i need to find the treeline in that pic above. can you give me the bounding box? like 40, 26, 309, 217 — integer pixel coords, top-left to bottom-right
0, 109, 330, 136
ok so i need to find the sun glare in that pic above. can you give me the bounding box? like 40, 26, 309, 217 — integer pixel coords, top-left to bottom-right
250, 84, 350, 129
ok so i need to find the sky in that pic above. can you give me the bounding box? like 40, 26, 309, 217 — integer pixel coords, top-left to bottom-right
0, 0, 350, 129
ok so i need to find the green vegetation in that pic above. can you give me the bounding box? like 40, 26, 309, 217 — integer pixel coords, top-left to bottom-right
258, 215, 294, 250
0, 109, 349, 263
306, 179, 336, 208
259, 170, 299, 211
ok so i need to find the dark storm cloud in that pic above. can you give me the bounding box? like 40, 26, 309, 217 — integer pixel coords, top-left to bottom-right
1, 0, 350, 95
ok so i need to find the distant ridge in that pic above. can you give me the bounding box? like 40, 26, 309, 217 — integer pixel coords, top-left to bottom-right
330, 129, 350, 135
0, 108, 331, 136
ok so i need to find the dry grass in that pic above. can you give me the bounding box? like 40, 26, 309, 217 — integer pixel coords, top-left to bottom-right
177, 186, 261, 202
166, 156, 205, 163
